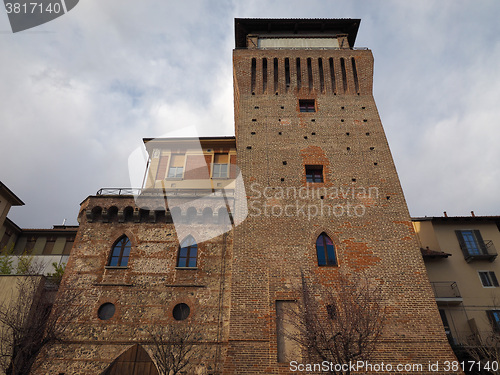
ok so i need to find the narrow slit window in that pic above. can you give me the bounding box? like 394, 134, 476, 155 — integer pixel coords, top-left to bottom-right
251, 58, 256, 93
329, 57, 336, 94
340, 58, 348, 93
307, 58, 313, 91
262, 58, 268, 93
296, 58, 301, 90
318, 58, 325, 93
351, 57, 359, 94
274, 58, 279, 93
284, 58, 290, 90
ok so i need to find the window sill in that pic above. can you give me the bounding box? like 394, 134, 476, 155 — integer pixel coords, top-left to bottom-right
166, 177, 183, 181
175, 267, 198, 270
105, 266, 129, 270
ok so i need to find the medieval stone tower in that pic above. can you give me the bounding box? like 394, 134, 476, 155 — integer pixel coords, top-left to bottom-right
34, 18, 460, 374
227, 18, 459, 373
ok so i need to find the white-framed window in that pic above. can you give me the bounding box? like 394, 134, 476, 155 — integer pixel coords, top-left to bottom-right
212, 153, 229, 178
167, 154, 185, 178
479, 271, 499, 287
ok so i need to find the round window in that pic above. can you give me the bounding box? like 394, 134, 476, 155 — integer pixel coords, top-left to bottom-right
172, 303, 190, 321
98, 302, 116, 320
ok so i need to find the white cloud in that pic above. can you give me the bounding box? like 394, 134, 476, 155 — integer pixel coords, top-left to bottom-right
1, 0, 499, 227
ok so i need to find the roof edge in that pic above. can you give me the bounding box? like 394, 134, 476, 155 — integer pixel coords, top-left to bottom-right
0, 181, 24, 206
235, 18, 361, 48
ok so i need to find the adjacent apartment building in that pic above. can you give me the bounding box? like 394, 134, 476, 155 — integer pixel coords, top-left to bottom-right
0, 181, 77, 274
413, 213, 500, 349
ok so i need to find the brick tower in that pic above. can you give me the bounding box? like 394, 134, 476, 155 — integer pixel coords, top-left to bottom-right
227, 18, 459, 373
32, 18, 461, 375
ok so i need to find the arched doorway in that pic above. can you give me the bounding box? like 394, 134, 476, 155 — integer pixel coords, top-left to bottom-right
102, 344, 159, 375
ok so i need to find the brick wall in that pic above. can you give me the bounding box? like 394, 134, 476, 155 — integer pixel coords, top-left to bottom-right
227, 45, 461, 373
35, 195, 233, 374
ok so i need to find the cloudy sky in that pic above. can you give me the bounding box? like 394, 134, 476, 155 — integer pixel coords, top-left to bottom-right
1, 0, 499, 228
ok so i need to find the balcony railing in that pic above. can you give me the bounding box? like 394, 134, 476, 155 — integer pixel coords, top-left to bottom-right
96, 188, 235, 198
446, 330, 500, 347
463, 240, 497, 262
431, 281, 463, 305
96, 188, 142, 196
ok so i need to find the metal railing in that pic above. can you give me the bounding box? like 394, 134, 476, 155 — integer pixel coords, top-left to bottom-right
464, 240, 497, 262
96, 188, 235, 198
96, 188, 142, 196
431, 281, 462, 299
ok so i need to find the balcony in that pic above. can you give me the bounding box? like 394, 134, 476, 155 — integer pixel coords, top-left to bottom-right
431, 281, 463, 305
463, 240, 497, 262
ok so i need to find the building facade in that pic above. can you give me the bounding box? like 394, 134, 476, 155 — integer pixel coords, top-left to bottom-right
35, 19, 461, 374
0, 181, 76, 275
414, 214, 500, 350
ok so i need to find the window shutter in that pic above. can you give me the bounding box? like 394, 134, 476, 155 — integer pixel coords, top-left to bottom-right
479, 272, 490, 286
487, 310, 494, 323
487, 310, 500, 332
455, 230, 468, 258
474, 230, 487, 254
490, 272, 499, 287
155, 155, 169, 181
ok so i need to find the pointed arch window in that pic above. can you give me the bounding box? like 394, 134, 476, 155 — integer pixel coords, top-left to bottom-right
108, 236, 131, 267
316, 233, 337, 266
177, 236, 198, 268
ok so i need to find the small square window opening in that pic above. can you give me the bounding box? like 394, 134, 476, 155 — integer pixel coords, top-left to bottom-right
299, 99, 316, 112
305, 165, 324, 183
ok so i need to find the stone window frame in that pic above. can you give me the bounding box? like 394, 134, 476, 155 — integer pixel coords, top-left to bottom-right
176, 235, 198, 268
107, 235, 131, 268
316, 232, 337, 267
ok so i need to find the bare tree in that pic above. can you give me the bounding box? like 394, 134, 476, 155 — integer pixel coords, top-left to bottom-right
283, 272, 386, 375
146, 324, 204, 375
462, 332, 500, 375
0, 262, 82, 375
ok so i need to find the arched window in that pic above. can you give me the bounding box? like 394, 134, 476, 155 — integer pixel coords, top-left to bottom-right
316, 233, 336, 266
177, 236, 197, 268
108, 236, 131, 267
